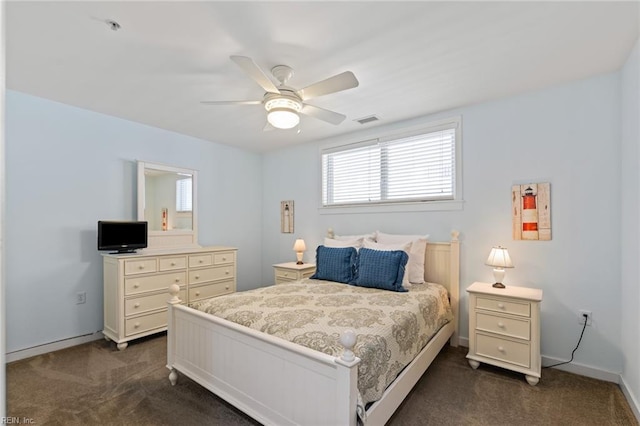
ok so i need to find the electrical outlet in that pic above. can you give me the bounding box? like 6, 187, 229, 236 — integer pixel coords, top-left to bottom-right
76, 291, 86, 305
578, 310, 592, 326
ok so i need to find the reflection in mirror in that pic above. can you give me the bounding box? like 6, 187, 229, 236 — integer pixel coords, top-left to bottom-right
137, 161, 198, 249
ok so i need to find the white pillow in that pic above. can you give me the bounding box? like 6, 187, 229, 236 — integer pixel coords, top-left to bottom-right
324, 237, 364, 248
362, 240, 413, 287
333, 233, 376, 242
375, 231, 429, 284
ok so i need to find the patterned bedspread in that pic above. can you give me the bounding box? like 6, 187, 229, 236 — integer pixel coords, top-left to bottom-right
190, 278, 453, 405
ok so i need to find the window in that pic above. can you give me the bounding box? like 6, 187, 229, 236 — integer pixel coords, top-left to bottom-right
176, 177, 192, 212
321, 118, 460, 208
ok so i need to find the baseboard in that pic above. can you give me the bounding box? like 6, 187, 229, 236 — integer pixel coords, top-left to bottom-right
620, 375, 640, 422
541, 355, 620, 383
5, 331, 103, 363
457, 336, 469, 347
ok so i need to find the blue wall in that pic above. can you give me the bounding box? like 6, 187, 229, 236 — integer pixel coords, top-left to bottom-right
5, 91, 263, 353
262, 72, 624, 374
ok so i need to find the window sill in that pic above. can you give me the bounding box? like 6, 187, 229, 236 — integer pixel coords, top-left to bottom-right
318, 200, 464, 215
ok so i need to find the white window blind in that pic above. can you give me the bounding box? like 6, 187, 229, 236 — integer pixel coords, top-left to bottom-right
322, 123, 458, 207
176, 178, 192, 212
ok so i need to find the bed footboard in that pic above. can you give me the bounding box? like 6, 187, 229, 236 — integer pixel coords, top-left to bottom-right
166, 285, 361, 426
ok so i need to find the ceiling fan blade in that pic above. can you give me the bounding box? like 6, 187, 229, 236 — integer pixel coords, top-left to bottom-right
200, 100, 262, 105
297, 71, 359, 101
230, 56, 280, 94
300, 104, 346, 125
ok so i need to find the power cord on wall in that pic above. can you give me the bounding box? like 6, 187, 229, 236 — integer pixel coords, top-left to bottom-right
543, 313, 588, 369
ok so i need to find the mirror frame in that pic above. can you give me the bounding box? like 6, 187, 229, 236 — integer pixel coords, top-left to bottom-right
137, 161, 199, 249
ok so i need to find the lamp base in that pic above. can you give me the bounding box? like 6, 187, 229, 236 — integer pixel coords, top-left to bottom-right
296, 261, 304, 265
492, 282, 506, 289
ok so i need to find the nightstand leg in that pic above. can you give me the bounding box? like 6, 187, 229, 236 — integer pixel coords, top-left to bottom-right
468, 359, 480, 369
525, 375, 539, 386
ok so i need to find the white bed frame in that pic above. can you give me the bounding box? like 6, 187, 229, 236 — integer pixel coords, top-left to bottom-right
166, 231, 459, 426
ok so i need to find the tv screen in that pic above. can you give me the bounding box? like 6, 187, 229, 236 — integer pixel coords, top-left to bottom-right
97, 221, 148, 254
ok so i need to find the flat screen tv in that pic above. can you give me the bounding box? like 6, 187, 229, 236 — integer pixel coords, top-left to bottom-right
97, 221, 148, 254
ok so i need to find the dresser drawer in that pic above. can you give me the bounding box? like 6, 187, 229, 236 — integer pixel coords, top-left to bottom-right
189, 265, 234, 284
124, 258, 157, 276
476, 297, 530, 317
213, 251, 235, 265
159, 256, 187, 271
125, 310, 167, 337
189, 253, 213, 268
125, 289, 186, 316
189, 280, 234, 302
125, 272, 186, 295
476, 312, 530, 340
476, 333, 530, 368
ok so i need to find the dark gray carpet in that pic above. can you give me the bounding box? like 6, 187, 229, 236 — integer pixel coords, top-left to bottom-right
7, 333, 638, 425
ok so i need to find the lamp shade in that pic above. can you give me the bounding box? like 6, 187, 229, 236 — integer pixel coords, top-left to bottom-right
293, 239, 306, 252
485, 246, 514, 268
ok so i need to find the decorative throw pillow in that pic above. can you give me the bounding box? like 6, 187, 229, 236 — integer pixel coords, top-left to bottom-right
350, 248, 408, 292
362, 240, 413, 287
311, 246, 357, 284
375, 231, 429, 284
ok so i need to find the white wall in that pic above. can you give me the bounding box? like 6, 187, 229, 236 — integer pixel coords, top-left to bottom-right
621, 38, 640, 415
4, 90, 263, 353
262, 72, 623, 374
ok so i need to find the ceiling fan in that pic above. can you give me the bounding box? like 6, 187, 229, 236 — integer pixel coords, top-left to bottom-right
201, 56, 359, 130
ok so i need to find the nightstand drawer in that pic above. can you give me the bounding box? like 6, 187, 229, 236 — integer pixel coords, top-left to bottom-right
275, 269, 299, 280
476, 312, 530, 340
476, 297, 530, 317
476, 333, 530, 368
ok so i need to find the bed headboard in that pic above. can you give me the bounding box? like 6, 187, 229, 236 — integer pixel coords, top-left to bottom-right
326, 229, 460, 346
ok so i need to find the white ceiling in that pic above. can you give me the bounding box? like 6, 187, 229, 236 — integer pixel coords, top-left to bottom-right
6, 1, 639, 152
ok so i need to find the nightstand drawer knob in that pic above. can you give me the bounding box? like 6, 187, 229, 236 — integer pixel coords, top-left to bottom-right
498, 303, 505, 309
134, 303, 140, 308
498, 346, 505, 352
284, 272, 289, 277
497, 322, 505, 328
134, 322, 140, 329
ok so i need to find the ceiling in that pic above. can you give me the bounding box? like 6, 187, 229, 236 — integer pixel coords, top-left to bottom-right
6, 1, 639, 153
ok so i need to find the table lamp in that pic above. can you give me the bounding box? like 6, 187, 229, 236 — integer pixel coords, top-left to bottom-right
293, 239, 307, 264
485, 246, 514, 288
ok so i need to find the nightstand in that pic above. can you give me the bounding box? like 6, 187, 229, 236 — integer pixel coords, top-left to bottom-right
273, 262, 316, 284
466, 281, 543, 385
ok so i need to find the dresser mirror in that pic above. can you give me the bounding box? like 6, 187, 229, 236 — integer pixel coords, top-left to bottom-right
137, 161, 199, 249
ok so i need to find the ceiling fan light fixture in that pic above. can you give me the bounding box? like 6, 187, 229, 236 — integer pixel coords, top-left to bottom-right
265, 96, 302, 129
267, 109, 300, 129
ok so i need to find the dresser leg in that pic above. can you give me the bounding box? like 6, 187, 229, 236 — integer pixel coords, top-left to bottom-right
116, 342, 128, 351
468, 359, 480, 369
525, 375, 539, 386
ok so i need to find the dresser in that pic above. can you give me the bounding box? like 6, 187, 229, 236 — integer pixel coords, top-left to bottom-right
273, 262, 316, 284
466, 281, 543, 385
103, 246, 237, 350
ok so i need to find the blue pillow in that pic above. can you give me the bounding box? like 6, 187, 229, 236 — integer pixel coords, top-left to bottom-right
351, 248, 408, 292
311, 246, 357, 284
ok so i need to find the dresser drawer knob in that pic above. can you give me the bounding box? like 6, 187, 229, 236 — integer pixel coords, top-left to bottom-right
498, 303, 505, 309
497, 322, 505, 328
195, 291, 200, 296
139, 265, 144, 270
225, 285, 229, 290
498, 346, 505, 352
134, 322, 140, 329
199, 260, 203, 264
171, 262, 176, 266
134, 303, 140, 308
222, 257, 226, 261
175, 278, 180, 283
225, 270, 229, 275
195, 275, 200, 280
133, 284, 139, 289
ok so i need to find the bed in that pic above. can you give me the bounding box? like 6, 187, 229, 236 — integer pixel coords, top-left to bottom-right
166, 231, 460, 426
